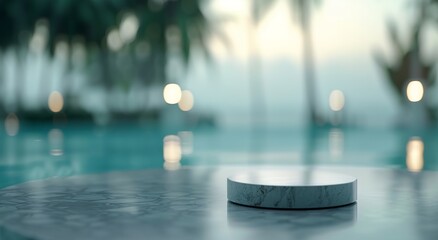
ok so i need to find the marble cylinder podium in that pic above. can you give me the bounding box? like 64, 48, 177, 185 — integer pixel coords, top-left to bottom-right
227, 170, 357, 209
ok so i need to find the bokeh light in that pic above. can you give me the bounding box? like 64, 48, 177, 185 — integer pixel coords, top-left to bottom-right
48, 91, 64, 113
5, 113, 19, 137
107, 29, 123, 51
120, 13, 139, 44
406, 137, 424, 172
406, 80, 424, 102
163, 135, 182, 163
329, 90, 345, 112
178, 90, 194, 111
163, 84, 182, 104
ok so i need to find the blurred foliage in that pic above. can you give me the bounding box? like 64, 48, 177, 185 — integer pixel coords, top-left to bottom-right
252, 0, 321, 123
0, 0, 221, 117
428, 0, 438, 23
374, 0, 438, 122
131, 0, 216, 83
374, 23, 436, 101
251, 0, 276, 23
37, 0, 123, 54
0, 0, 214, 58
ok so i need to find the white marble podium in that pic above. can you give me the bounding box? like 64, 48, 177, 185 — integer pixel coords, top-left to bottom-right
228, 170, 357, 209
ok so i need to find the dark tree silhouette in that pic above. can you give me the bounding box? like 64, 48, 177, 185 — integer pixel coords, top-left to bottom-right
374, 1, 437, 123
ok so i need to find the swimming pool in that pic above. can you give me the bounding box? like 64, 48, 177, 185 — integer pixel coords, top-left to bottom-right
1, 123, 436, 188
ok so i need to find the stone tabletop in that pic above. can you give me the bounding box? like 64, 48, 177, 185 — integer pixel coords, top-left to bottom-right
0, 166, 437, 240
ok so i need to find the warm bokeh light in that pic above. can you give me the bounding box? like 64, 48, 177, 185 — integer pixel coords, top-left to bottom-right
163, 84, 182, 104
48, 91, 64, 113
178, 90, 194, 111
406, 137, 424, 172
120, 13, 139, 44
163, 135, 182, 163
5, 113, 19, 136
406, 80, 424, 102
107, 29, 123, 51
329, 90, 345, 111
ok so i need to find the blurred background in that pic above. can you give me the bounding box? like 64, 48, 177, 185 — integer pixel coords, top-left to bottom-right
0, 0, 437, 186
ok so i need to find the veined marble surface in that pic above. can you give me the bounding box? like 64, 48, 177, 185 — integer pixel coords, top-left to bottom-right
0, 166, 437, 240
228, 170, 357, 208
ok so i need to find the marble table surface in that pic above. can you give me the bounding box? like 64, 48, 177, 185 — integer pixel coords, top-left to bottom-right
0, 166, 437, 240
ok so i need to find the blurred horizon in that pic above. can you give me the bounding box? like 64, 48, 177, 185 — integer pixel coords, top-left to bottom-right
0, 0, 437, 128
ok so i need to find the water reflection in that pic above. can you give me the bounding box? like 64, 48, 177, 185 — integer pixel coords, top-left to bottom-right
227, 202, 357, 238
163, 161, 181, 171
163, 135, 182, 163
329, 128, 343, 159
4, 113, 19, 136
406, 137, 424, 172
178, 131, 193, 155
48, 129, 64, 156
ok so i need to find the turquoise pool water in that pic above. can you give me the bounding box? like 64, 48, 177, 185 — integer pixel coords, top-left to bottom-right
1, 123, 437, 188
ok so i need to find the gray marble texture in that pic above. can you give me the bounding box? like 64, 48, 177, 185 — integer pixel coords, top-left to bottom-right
227, 170, 357, 209
0, 166, 437, 240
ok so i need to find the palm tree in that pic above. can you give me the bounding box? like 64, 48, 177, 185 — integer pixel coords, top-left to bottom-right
1, 0, 226, 118
247, 0, 321, 124
287, 0, 321, 123
39, 0, 123, 110
248, 1, 276, 127
0, 3, 16, 111
374, 1, 437, 123
427, 0, 438, 23
0, 0, 40, 112
132, 0, 217, 85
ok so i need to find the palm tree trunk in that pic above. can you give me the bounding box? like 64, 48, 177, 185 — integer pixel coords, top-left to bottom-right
0, 51, 4, 110
248, 3, 266, 128
99, 49, 113, 111
63, 55, 76, 110
15, 48, 25, 112
300, 3, 318, 123
248, 37, 265, 127
39, 55, 51, 109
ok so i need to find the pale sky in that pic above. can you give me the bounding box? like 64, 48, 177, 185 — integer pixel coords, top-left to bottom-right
185, 0, 438, 127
